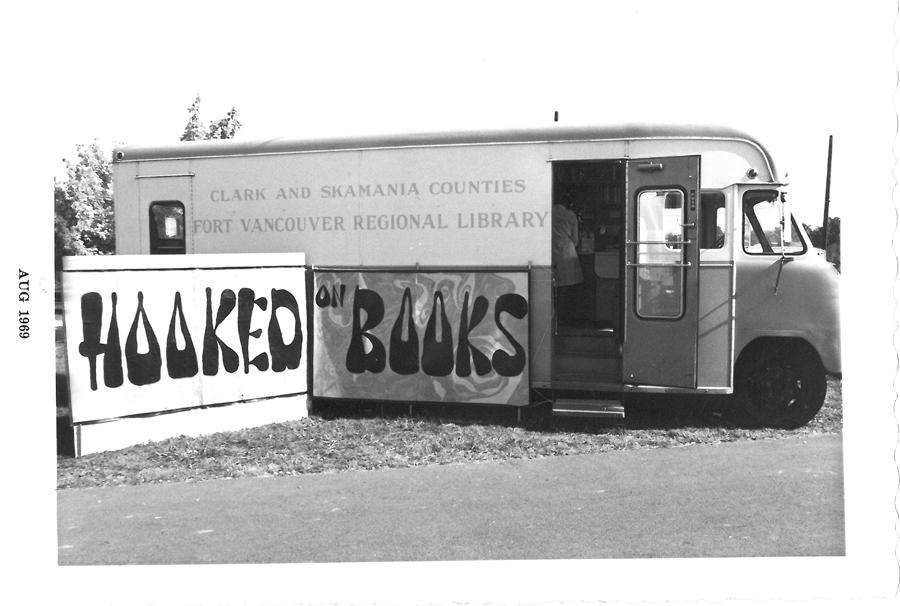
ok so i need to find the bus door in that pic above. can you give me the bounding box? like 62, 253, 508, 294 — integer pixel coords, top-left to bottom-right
623, 156, 700, 388
137, 171, 193, 254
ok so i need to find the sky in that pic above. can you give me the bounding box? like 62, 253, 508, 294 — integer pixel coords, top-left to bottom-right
2, 2, 899, 605
29, 1, 893, 225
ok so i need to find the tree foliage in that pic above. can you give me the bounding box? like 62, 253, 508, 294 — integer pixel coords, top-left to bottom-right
54, 140, 114, 259
180, 94, 242, 141
803, 217, 841, 271
180, 95, 207, 142
55, 96, 243, 262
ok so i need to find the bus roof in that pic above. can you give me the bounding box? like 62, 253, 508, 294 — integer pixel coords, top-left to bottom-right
113, 123, 775, 173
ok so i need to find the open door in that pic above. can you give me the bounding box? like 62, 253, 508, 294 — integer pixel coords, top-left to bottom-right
623, 156, 700, 387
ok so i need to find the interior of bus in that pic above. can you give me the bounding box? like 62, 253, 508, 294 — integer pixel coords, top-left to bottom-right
551, 160, 625, 384
552, 160, 625, 334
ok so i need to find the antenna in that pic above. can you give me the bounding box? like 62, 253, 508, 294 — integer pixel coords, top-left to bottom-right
822, 135, 833, 251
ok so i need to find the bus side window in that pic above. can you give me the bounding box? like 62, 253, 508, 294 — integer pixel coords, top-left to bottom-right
699, 192, 726, 249
149, 201, 186, 254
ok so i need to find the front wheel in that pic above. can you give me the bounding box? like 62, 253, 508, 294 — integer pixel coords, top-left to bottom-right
734, 341, 826, 429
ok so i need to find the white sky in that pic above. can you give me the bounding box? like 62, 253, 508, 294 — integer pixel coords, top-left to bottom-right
30, 0, 892, 224
3, 2, 899, 605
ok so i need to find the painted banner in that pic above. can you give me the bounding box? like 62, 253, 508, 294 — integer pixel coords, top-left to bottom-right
312, 270, 529, 404
62, 253, 308, 423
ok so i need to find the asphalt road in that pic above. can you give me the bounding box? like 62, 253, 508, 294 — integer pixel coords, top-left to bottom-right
57, 434, 844, 564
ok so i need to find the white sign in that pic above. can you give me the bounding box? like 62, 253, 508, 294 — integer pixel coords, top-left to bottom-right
62, 253, 308, 423
180, 144, 553, 266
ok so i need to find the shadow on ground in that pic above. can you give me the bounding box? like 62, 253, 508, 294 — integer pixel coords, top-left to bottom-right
310, 392, 737, 434
57, 372, 76, 457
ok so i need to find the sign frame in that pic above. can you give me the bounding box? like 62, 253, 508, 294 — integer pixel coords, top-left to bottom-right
62, 253, 309, 425
310, 265, 532, 407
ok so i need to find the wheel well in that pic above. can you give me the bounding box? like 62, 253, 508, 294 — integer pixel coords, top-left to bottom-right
736, 337, 823, 371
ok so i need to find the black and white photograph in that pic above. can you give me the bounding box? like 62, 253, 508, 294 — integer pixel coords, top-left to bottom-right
2, 1, 897, 605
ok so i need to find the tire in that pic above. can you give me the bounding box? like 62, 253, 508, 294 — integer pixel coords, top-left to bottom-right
734, 341, 826, 429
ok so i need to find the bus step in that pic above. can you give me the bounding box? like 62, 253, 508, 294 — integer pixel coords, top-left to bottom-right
552, 398, 625, 418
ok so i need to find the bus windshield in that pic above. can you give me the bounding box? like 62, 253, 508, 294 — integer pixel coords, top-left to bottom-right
742, 189, 807, 255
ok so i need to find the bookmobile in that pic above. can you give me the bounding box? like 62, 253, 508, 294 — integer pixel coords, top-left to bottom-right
108, 124, 841, 429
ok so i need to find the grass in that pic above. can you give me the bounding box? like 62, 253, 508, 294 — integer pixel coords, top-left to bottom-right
56, 376, 842, 490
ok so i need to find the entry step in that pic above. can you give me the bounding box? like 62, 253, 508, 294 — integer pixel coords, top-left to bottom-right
552, 398, 625, 418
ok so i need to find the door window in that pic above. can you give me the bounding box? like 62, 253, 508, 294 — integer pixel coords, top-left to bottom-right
149, 201, 186, 254
635, 189, 684, 318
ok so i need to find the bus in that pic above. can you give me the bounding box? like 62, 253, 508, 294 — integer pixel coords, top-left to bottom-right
111, 124, 841, 428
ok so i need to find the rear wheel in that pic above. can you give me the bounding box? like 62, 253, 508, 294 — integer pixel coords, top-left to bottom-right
735, 341, 826, 429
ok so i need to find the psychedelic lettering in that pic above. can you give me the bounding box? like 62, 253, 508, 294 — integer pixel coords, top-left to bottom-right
78, 287, 303, 391
312, 270, 530, 405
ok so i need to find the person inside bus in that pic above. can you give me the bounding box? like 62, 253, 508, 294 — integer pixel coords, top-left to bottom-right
553, 197, 584, 324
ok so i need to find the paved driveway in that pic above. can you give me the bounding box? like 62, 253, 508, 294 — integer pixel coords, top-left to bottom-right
57, 434, 843, 564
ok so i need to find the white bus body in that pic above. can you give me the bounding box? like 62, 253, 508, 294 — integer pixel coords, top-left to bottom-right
112, 125, 841, 428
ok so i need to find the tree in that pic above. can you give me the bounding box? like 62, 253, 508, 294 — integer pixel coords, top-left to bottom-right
54, 140, 114, 260
56, 96, 243, 264
180, 95, 207, 142
803, 217, 841, 271
207, 106, 241, 140
180, 94, 242, 141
